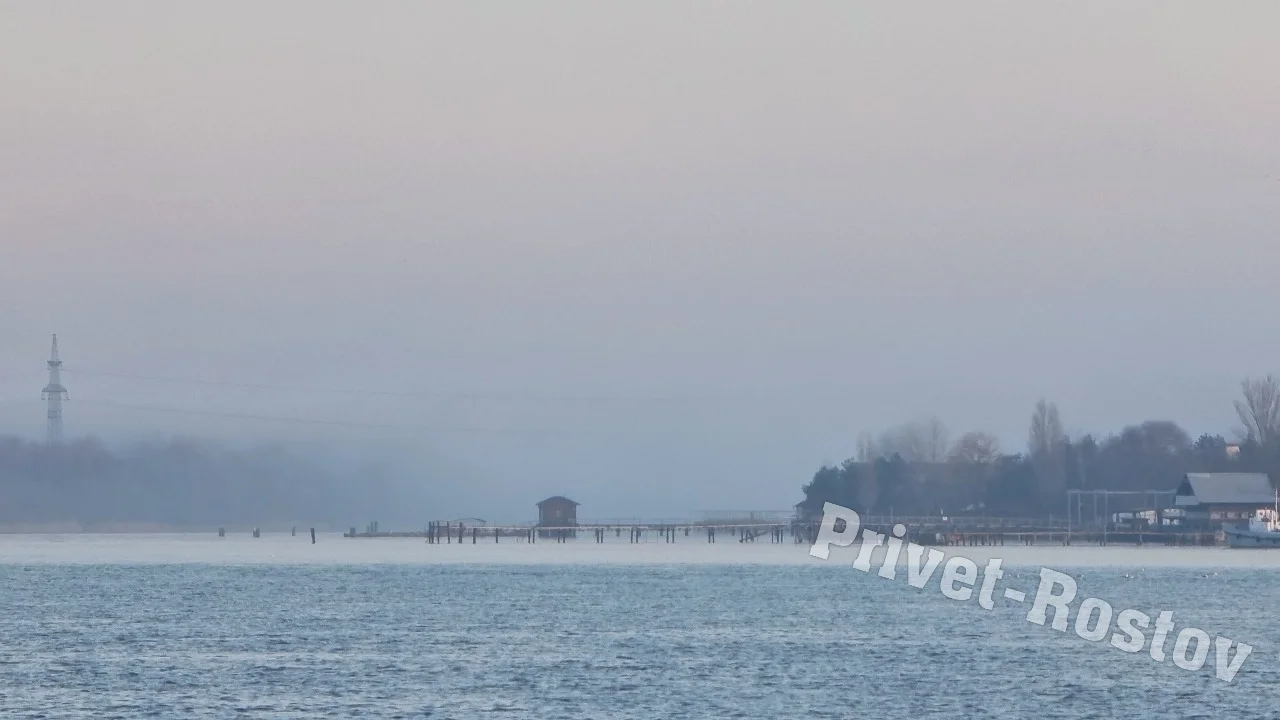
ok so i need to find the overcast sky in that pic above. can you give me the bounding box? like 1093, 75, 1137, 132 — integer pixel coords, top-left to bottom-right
2, 2, 1278, 519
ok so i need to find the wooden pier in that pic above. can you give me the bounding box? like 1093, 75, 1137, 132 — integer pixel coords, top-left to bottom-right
340, 516, 1227, 547
343, 521, 801, 544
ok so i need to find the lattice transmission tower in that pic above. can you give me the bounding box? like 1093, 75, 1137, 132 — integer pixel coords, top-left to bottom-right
42, 334, 67, 444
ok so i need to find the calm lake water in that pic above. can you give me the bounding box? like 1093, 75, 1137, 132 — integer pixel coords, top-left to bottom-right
0, 535, 1277, 718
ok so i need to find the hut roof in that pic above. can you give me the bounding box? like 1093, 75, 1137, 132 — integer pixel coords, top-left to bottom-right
537, 495, 580, 507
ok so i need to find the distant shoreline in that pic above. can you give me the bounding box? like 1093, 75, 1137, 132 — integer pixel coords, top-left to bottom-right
0, 523, 335, 534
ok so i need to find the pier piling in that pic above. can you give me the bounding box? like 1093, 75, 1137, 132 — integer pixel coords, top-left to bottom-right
341, 515, 1223, 548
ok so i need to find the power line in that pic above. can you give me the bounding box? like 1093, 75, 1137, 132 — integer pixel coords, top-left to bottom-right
0, 370, 44, 380
69, 398, 652, 437
63, 368, 425, 397
61, 368, 739, 404
73, 399, 403, 428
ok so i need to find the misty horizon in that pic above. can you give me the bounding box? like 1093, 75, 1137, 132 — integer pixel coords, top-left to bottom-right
3, 2, 1279, 520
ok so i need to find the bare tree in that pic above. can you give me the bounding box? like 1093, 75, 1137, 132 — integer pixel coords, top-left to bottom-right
925, 417, 949, 463
878, 417, 948, 463
947, 430, 1001, 513
1028, 398, 1065, 456
877, 424, 919, 462
1235, 375, 1280, 446
949, 431, 1001, 465
1028, 399, 1067, 508
856, 432, 878, 463
1132, 420, 1192, 456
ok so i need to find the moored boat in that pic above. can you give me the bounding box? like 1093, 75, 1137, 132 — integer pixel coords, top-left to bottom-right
1224, 489, 1280, 548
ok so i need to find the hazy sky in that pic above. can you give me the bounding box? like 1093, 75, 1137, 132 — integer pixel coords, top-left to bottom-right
2, 2, 1279, 519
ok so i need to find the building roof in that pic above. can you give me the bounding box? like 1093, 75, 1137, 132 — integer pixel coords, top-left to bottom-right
536, 495, 580, 507
1177, 473, 1276, 505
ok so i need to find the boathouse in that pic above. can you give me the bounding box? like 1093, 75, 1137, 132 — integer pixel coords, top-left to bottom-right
536, 496, 579, 527
794, 498, 824, 523
1173, 473, 1276, 528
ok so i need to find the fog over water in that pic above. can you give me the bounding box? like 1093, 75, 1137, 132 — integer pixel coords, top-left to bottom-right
7, 6, 1280, 719
5, 533, 1280, 569
2, 3, 1279, 522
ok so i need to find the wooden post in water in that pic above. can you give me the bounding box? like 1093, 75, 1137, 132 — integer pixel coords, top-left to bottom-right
218, 528, 225, 537
310, 527, 316, 544
473, 527, 477, 544
252, 527, 260, 538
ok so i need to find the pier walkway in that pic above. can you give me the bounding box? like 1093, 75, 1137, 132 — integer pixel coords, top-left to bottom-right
340, 516, 1223, 547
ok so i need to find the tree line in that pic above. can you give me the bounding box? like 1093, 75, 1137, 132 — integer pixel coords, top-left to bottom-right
798, 375, 1280, 519
0, 435, 416, 529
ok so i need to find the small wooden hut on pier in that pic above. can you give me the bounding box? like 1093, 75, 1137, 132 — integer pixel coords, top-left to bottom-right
537, 496, 579, 528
